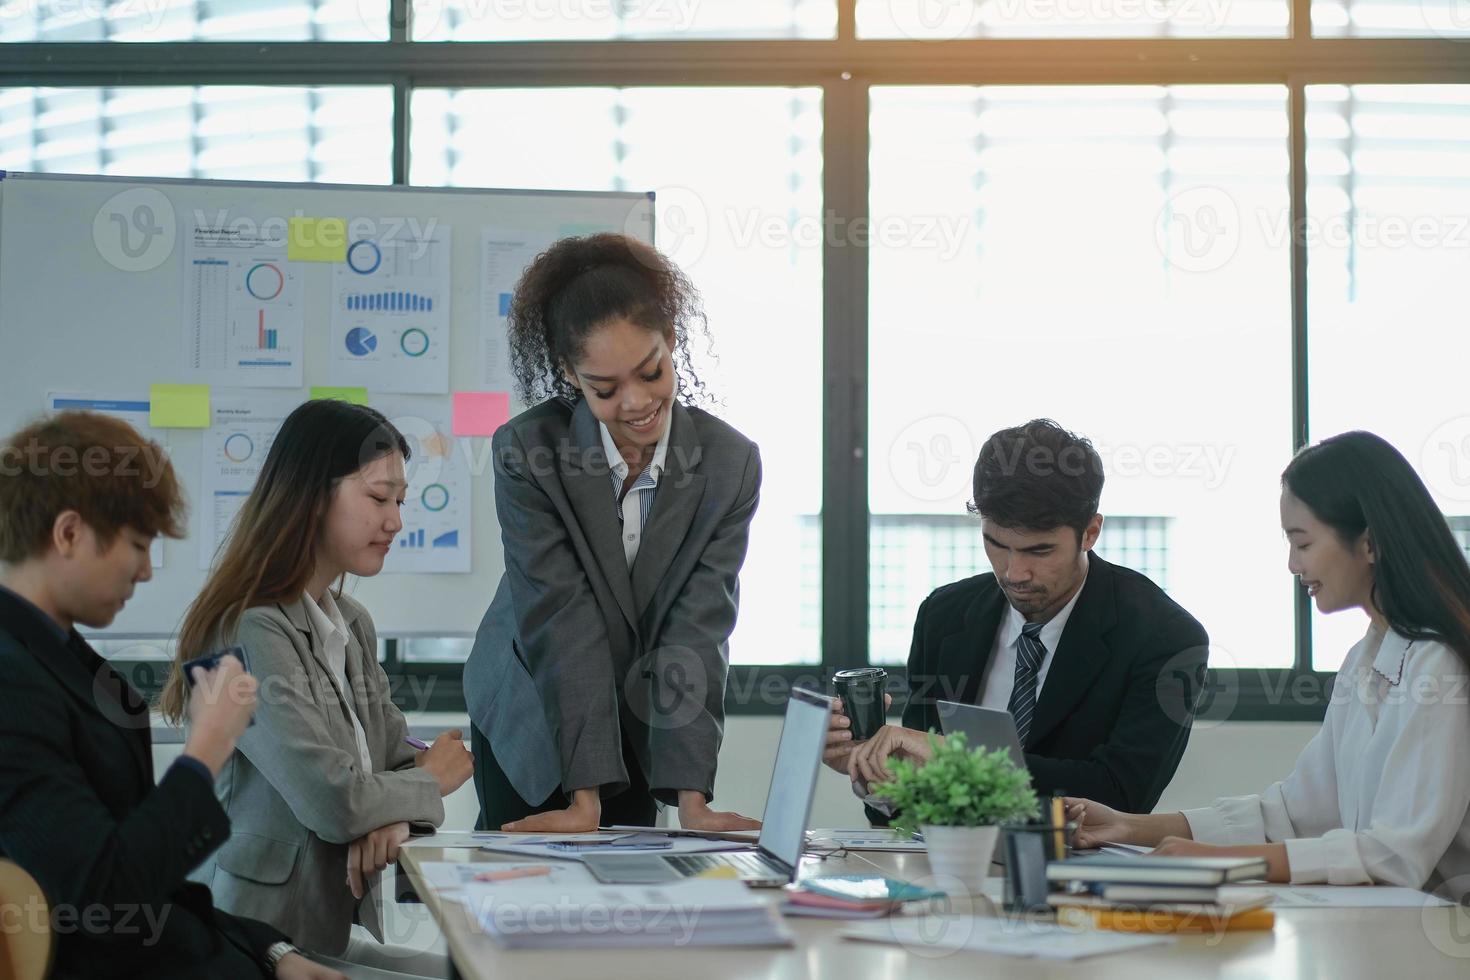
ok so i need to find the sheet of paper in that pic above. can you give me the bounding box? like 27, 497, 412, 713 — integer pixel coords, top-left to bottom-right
418, 861, 594, 894
374, 396, 472, 574
198, 392, 298, 570
478, 230, 545, 389
182, 215, 304, 388
843, 917, 1172, 960
1224, 884, 1455, 909
475, 832, 749, 860
330, 224, 451, 394
809, 829, 928, 853
44, 392, 169, 568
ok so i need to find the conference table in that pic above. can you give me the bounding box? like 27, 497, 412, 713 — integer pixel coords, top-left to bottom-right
399, 837, 1470, 979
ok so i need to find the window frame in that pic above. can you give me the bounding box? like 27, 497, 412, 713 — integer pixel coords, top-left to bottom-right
12, 0, 1470, 721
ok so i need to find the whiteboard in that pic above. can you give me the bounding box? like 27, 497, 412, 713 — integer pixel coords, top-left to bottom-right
0, 172, 654, 638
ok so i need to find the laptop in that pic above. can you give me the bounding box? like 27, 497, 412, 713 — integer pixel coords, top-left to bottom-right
582, 687, 832, 887
935, 700, 1028, 770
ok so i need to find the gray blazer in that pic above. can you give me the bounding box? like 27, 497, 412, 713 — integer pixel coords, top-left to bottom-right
192, 595, 444, 956
464, 396, 761, 808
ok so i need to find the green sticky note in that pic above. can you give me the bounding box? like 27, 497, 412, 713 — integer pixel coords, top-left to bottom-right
310, 386, 369, 406
288, 217, 348, 262
149, 384, 210, 429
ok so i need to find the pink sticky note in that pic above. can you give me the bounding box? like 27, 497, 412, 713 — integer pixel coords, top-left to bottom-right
453, 391, 511, 436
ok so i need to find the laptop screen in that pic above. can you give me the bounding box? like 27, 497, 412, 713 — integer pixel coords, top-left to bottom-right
756, 689, 831, 870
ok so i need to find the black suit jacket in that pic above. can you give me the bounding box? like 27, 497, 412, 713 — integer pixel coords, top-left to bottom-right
0, 588, 285, 979
884, 553, 1208, 816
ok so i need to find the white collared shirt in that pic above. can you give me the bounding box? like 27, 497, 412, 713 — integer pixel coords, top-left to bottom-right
1183, 624, 1470, 901
598, 413, 671, 569
301, 589, 374, 773
977, 556, 1089, 712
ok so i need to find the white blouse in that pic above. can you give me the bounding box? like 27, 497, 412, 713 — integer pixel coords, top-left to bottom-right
1183, 624, 1470, 902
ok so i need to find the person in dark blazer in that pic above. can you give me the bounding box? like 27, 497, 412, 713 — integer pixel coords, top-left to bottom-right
0, 411, 342, 979
829, 419, 1210, 816
463, 233, 762, 834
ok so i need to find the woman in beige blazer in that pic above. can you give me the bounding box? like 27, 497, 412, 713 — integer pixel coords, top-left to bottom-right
161, 399, 473, 971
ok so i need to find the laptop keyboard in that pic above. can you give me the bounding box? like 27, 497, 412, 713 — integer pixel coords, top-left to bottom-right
666, 853, 779, 877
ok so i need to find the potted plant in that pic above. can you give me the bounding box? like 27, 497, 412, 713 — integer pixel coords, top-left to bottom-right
873, 730, 1039, 893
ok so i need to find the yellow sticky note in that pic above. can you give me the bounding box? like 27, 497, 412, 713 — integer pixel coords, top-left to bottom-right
310, 386, 369, 406
288, 217, 348, 262
149, 384, 210, 429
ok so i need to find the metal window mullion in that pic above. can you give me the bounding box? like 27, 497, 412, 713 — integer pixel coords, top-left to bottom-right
821, 72, 869, 672
1289, 75, 1313, 673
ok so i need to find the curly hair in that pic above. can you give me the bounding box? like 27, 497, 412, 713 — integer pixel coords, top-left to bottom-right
506, 233, 716, 408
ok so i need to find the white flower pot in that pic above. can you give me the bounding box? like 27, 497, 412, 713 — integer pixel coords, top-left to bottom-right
920, 824, 1002, 895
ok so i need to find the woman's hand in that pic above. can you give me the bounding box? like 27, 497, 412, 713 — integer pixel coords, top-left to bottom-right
415, 728, 474, 797
677, 790, 761, 832
1065, 797, 1143, 850
848, 725, 937, 788
501, 787, 601, 833
345, 821, 411, 900
1152, 839, 1290, 882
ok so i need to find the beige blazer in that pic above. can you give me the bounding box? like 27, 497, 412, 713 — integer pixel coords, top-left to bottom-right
192, 594, 443, 956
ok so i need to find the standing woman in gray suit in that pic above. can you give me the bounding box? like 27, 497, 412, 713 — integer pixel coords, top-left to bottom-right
160, 399, 474, 971
465, 233, 762, 834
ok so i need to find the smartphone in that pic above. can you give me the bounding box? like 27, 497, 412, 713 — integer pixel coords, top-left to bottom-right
182, 646, 247, 686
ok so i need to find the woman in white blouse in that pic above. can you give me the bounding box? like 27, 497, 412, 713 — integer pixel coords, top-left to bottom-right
1068, 431, 1470, 902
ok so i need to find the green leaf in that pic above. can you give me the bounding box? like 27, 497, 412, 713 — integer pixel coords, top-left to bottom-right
873, 730, 1040, 837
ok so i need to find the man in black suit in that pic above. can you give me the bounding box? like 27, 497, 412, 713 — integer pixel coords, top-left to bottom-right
0, 411, 343, 979
827, 419, 1209, 815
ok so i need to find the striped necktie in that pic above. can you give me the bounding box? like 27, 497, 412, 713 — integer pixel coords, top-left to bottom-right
1008, 622, 1046, 747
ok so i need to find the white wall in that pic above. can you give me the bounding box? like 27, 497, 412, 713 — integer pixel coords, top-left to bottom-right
152, 716, 1320, 829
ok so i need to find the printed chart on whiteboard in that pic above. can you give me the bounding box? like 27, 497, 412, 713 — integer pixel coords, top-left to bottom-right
331, 227, 452, 394
182, 216, 305, 388
199, 393, 297, 570
377, 397, 472, 574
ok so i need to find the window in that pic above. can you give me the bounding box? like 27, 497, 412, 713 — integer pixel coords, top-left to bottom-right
869, 85, 1294, 669
1313, 0, 1470, 37
1306, 84, 1470, 671
418, 0, 836, 39
0, 86, 394, 183
411, 86, 825, 665
0, 0, 389, 42
857, 0, 1288, 37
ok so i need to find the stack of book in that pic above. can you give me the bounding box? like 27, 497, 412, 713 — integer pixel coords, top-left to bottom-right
783, 874, 944, 919
460, 879, 795, 949
1046, 854, 1276, 933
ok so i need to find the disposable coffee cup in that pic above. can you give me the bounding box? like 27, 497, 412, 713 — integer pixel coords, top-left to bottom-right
833, 667, 888, 742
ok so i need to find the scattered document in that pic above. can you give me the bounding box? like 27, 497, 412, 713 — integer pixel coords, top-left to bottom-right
198, 392, 298, 570
418, 861, 594, 894
1223, 885, 1455, 909
461, 879, 794, 949
476, 832, 747, 861
183, 214, 304, 388
843, 916, 1171, 960
374, 396, 471, 574
331, 224, 452, 394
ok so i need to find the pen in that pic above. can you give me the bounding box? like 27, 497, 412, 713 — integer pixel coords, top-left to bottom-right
1050, 796, 1065, 859
403, 736, 430, 751
473, 865, 554, 883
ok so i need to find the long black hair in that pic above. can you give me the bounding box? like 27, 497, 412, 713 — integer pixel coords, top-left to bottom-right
164, 399, 409, 722
505, 233, 715, 408
1283, 430, 1470, 673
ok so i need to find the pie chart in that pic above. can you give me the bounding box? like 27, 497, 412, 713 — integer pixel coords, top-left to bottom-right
345, 327, 378, 357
